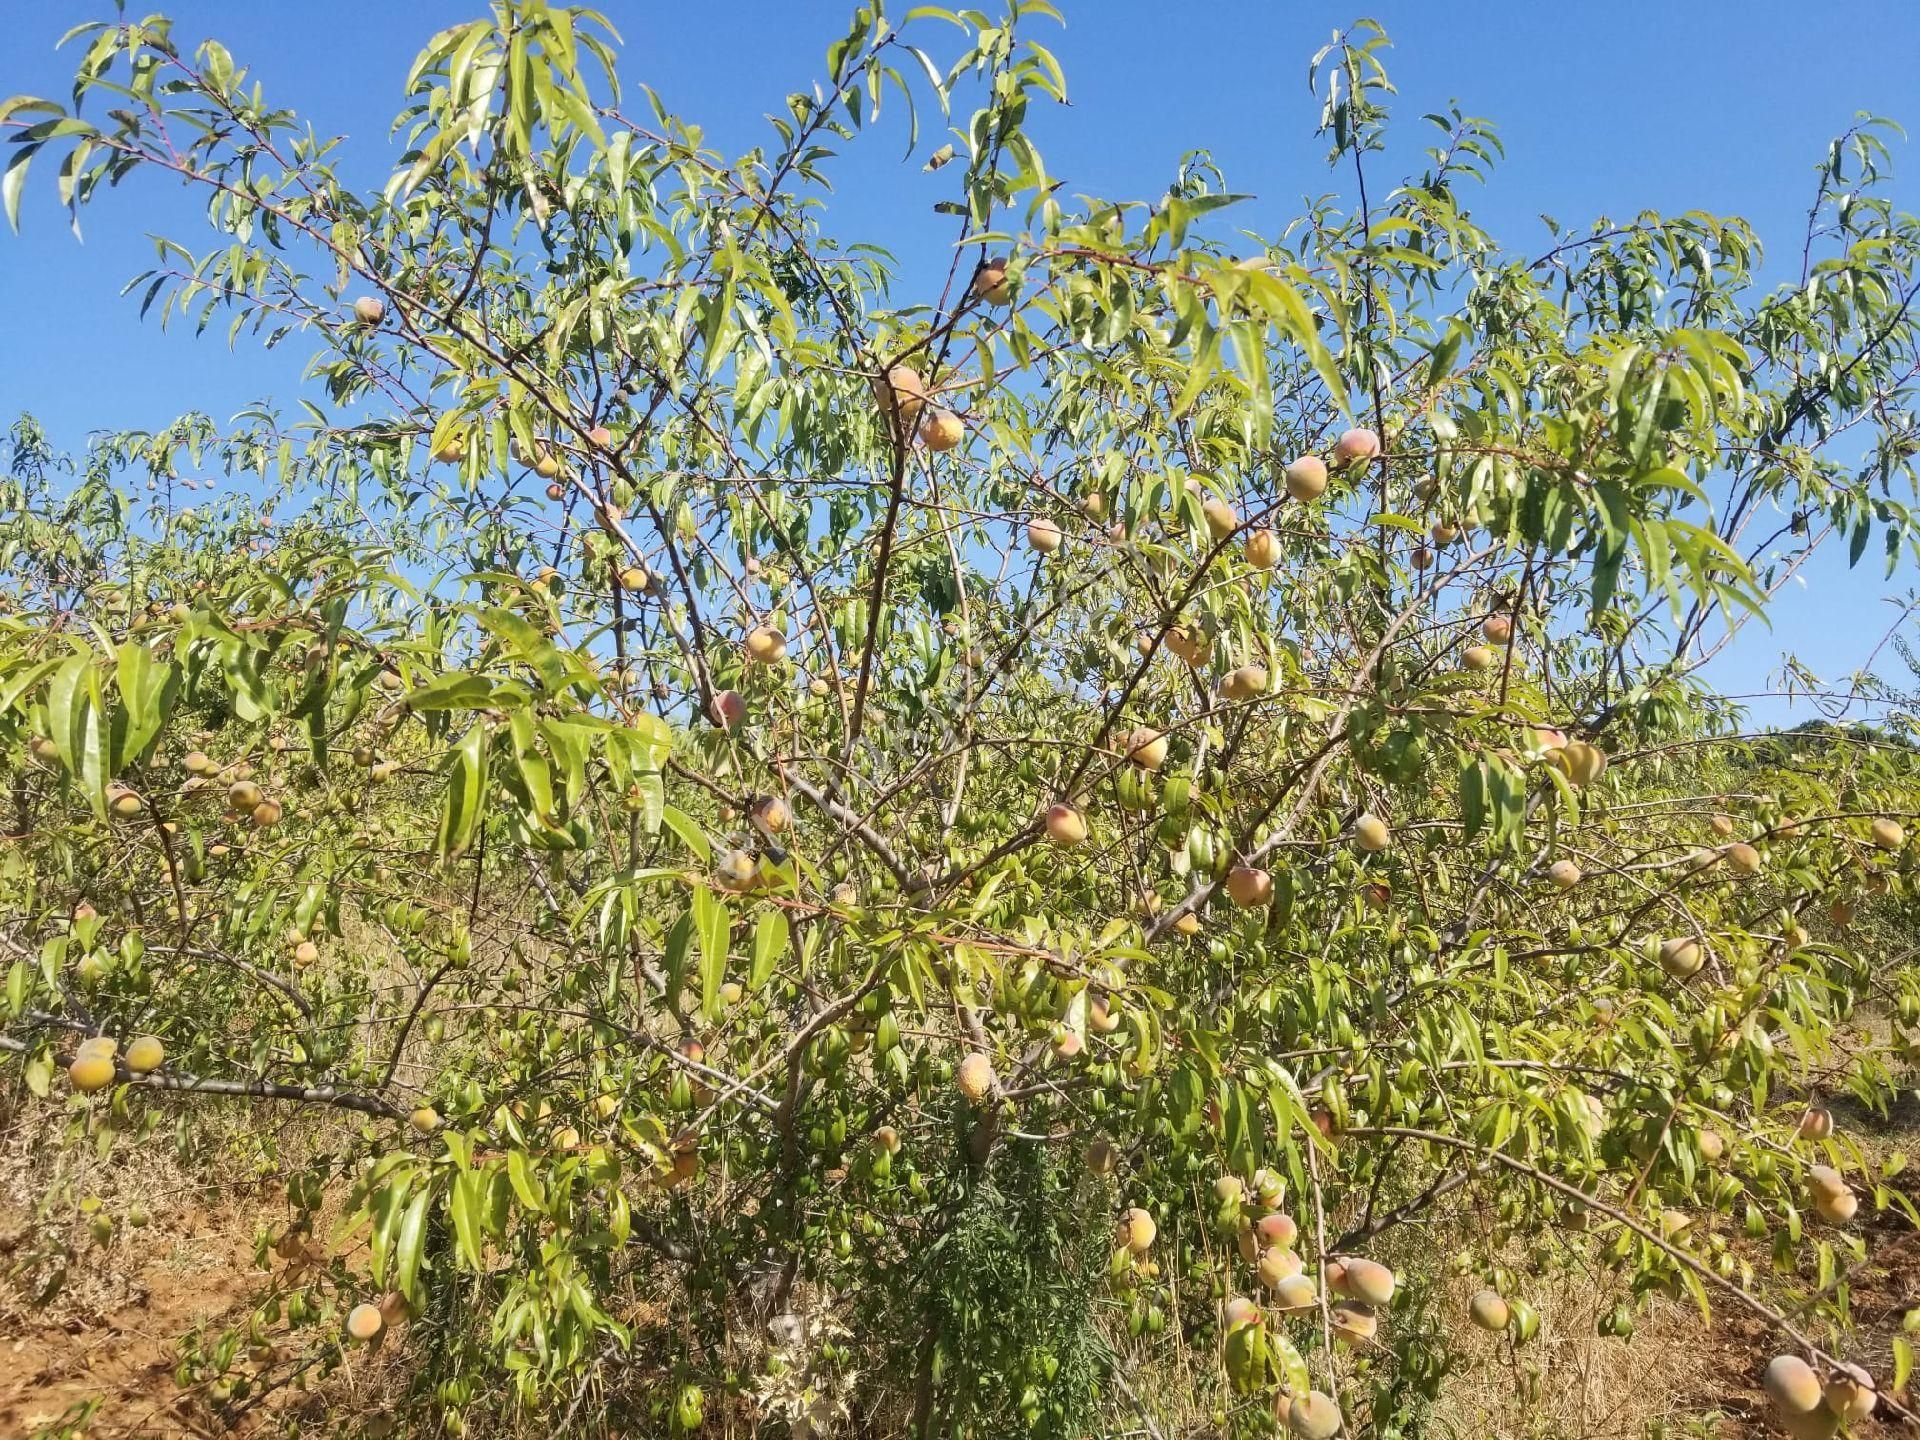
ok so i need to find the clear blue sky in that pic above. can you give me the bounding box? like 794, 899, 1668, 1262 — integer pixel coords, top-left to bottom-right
5, 2, 1920, 725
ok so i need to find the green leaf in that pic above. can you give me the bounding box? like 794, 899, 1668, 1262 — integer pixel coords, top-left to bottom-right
394, 1188, 432, 1304
659, 805, 711, 864
692, 885, 729, 1021
750, 910, 789, 989
407, 672, 496, 711
506, 1149, 544, 1212
662, 910, 692, 1013
3, 145, 37, 233
438, 722, 489, 857
449, 1171, 485, 1270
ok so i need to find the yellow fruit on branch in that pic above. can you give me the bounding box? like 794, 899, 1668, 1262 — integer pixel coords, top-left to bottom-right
874, 365, 928, 427
1468, 1289, 1509, 1331
956, 1052, 996, 1102
1026, 516, 1063, 554
69, 1052, 117, 1092
1245, 528, 1280, 568
1870, 816, 1905, 850
1226, 865, 1273, 908
1044, 803, 1088, 847
346, 1302, 385, 1343
744, 626, 787, 664
1201, 498, 1238, 541
1797, 1107, 1833, 1141
1657, 937, 1704, 978
1123, 727, 1168, 771
1330, 1301, 1377, 1345
1823, 1364, 1877, 1423
1340, 1257, 1396, 1306
124, 1035, 165, 1074
352, 295, 385, 325
1557, 740, 1607, 787
1353, 814, 1391, 853
709, 690, 747, 730
1119, 1205, 1156, 1255
1284, 455, 1329, 502
1762, 1355, 1823, 1417
1283, 1391, 1342, 1439
1165, 626, 1207, 665
1332, 427, 1381, 465
1220, 664, 1267, 701
968, 255, 1011, 305
1271, 1272, 1317, 1313
918, 407, 965, 451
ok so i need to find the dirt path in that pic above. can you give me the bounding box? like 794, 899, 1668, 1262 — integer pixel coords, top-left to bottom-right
1, 1204, 258, 1439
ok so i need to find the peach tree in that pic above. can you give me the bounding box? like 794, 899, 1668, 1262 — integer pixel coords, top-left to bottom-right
4, 5, 1920, 1436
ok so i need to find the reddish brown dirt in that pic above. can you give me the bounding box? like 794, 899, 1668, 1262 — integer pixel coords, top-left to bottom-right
0, 1205, 258, 1439
1682, 1224, 1920, 1436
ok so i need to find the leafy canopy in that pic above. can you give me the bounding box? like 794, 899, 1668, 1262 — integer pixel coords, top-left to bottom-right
4, 3, 1920, 1436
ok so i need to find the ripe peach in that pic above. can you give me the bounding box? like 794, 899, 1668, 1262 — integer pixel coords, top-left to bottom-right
1284, 456, 1329, 502
1333, 428, 1380, 465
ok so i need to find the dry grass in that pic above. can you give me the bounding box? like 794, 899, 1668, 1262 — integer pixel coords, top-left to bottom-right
1429, 1274, 1723, 1439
